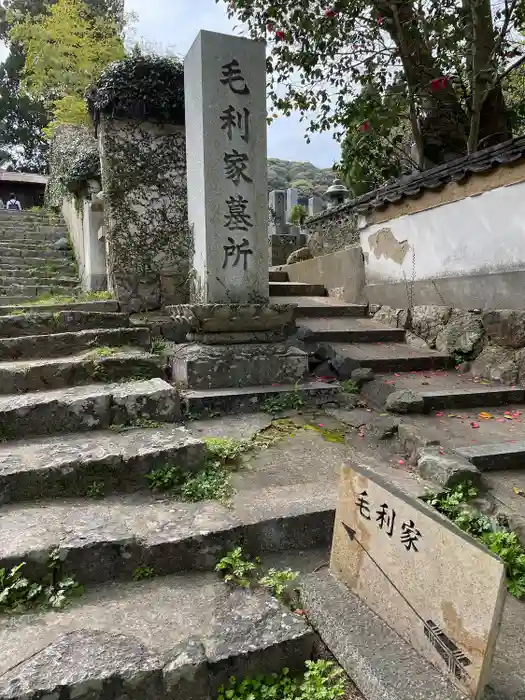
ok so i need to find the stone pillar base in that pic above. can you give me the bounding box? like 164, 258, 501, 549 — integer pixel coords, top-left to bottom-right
172, 342, 308, 390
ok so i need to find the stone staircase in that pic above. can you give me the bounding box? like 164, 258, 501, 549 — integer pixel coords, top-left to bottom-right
0, 210, 79, 303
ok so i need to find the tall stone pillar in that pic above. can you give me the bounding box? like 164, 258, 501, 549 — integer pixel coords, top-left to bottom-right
171, 30, 308, 407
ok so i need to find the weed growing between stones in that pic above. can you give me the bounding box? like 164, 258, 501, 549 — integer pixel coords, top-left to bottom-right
132, 566, 155, 581
91, 346, 120, 357
262, 389, 305, 415
216, 660, 345, 700
303, 424, 346, 444
422, 481, 525, 598
215, 547, 299, 604
18, 291, 114, 307
340, 380, 359, 394
86, 480, 105, 499
150, 339, 168, 355
0, 549, 82, 614
109, 418, 164, 432
91, 362, 109, 382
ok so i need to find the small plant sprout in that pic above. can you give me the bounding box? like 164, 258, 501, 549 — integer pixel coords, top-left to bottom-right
132, 566, 155, 581
258, 568, 299, 603
215, 547, 260, 588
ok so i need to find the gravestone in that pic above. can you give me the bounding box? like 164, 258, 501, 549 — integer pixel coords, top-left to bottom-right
185, 30, 268, 305
269, 190, 287, 236
308, 196, 324, 217
286, 187, 298, 223
331, 462, 506, 700
171, 30, 307, 394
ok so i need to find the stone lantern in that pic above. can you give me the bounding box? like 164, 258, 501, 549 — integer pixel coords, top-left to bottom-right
324, 178, 349, 207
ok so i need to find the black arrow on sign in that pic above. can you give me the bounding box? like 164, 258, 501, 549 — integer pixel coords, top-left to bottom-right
342, 521, 428, 627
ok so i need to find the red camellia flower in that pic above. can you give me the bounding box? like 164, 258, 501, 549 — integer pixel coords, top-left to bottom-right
377, 13, 383, 25
275, 30, 286, 40
359, 121, 370, 132
267, 21, 275, 32
324, 8, 337, 17
430, 76, 449, 91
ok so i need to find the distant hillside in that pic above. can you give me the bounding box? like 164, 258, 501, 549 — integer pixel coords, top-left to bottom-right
268, 158, 335, 196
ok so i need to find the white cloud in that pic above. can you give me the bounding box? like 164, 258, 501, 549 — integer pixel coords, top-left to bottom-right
124, 0, 340, 168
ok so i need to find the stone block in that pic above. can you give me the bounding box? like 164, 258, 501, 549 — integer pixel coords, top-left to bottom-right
185, 31, 268, 304
171, 303, 295, 335
163, 637, 209, 700
330, 461, 507, 699
373, 305, 403, 327
482, 309, 525, 348
417, 447, 481, 487
411, 305, 452, 348
397, 423, 440, 458
172, 343, 308, 390
350, 367, 375, 386
286, 247, 312, 265
385, 389, 424, 414
435, 310, 485, 356
470, 345, 518, 384
110, 378, 181, 424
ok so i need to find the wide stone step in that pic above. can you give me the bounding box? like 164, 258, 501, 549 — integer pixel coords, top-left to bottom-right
269, 269, 289, 282
0, 246, 68, 258
0, 349, 163, 394
0, 231, 65, 242
0, 239, 55, 250
271, 295, 367, 318
0, 255, 72, 267
327, 341, 451, 373
0, 425, 205, 503
182, 380, 341, 416
297, 317, 406, 344
0, 275, 78, 287
0, 572, 313, 700
0, 310, 129, 337
0, 265, 76, 278
456, 442, 525, 471
363, 371, 525, 412
0, 377, 180, 440
0, 283, 80, 297
0, 299, 119, 315
269, 281, 326, 296
0, 481, 333, 584
0, 326, 150, 360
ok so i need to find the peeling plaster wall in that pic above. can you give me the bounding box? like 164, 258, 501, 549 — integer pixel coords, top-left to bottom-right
99, 116, 191, 312
360, 180, 525, 309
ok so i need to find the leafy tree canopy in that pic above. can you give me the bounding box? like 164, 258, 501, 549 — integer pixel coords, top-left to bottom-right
222, 0, 525, 193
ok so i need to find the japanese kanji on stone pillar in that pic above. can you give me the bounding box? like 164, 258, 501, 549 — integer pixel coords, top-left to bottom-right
185, 30, 269, 305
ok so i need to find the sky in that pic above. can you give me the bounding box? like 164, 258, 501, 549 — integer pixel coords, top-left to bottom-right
0, 0, 340, 168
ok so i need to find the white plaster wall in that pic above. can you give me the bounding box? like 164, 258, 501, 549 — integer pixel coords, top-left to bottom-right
361, 180, 525, 285
61, 195, 107, 291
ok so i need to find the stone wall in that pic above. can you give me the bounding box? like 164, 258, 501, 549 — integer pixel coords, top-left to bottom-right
99, 116, 191, 311
303, 205, 358, 257
373, 304, 525, 384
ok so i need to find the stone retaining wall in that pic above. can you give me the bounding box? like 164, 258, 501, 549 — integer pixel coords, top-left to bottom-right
373, 305, 525, 384
303, 206, 358, 257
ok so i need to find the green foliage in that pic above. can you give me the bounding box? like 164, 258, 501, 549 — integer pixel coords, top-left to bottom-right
205, 437, 251, 463
145, 461, 233, 502
258, 568, 299, 603
91, 346, 120, 357
86, 480, 105, 499
225, 0, 523, 175
150, 339, 168, 355
267, 158, 333, 196
0, 549, 82, 613
215, 547, 260, 588
216, 661, 345, 700
289, 204, 308, 226
340, 380, 359, 394
87, 48, 184, 130
423, 481, 525, 597
262, 390, 305, 415
110, 418, 163, 432
10, 0, 126, 135
132, 565, 155, 581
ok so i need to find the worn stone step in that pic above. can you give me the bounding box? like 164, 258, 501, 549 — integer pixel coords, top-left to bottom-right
0, 326, 150, 360
0, 299, 119, 315
0, 246, 68, 258
0, 310, 129, 337
0, 481, 333, 584
363, 371, 525, 413
0, 255, 72, 268
0, 283, 79, 297
0, 231, 65, 242
456, 442, 525, 471
0, 377, 180, 440
269, 281, 326, 296
0, 275, 78, 287
297, 318, 405, 344
0, 239, 55, 250
0, 425, 205, 504
271, 295, 367, 318
327, 341, 451, 374
0, 265, 76, 278
0, 349, 163, 395
269, 269, 289, 282
0, 295, 34, 305
182, 380, 341, 417
0, 572, 313, 700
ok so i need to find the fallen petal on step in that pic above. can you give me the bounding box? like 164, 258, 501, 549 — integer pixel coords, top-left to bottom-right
470, 421, 480, 429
